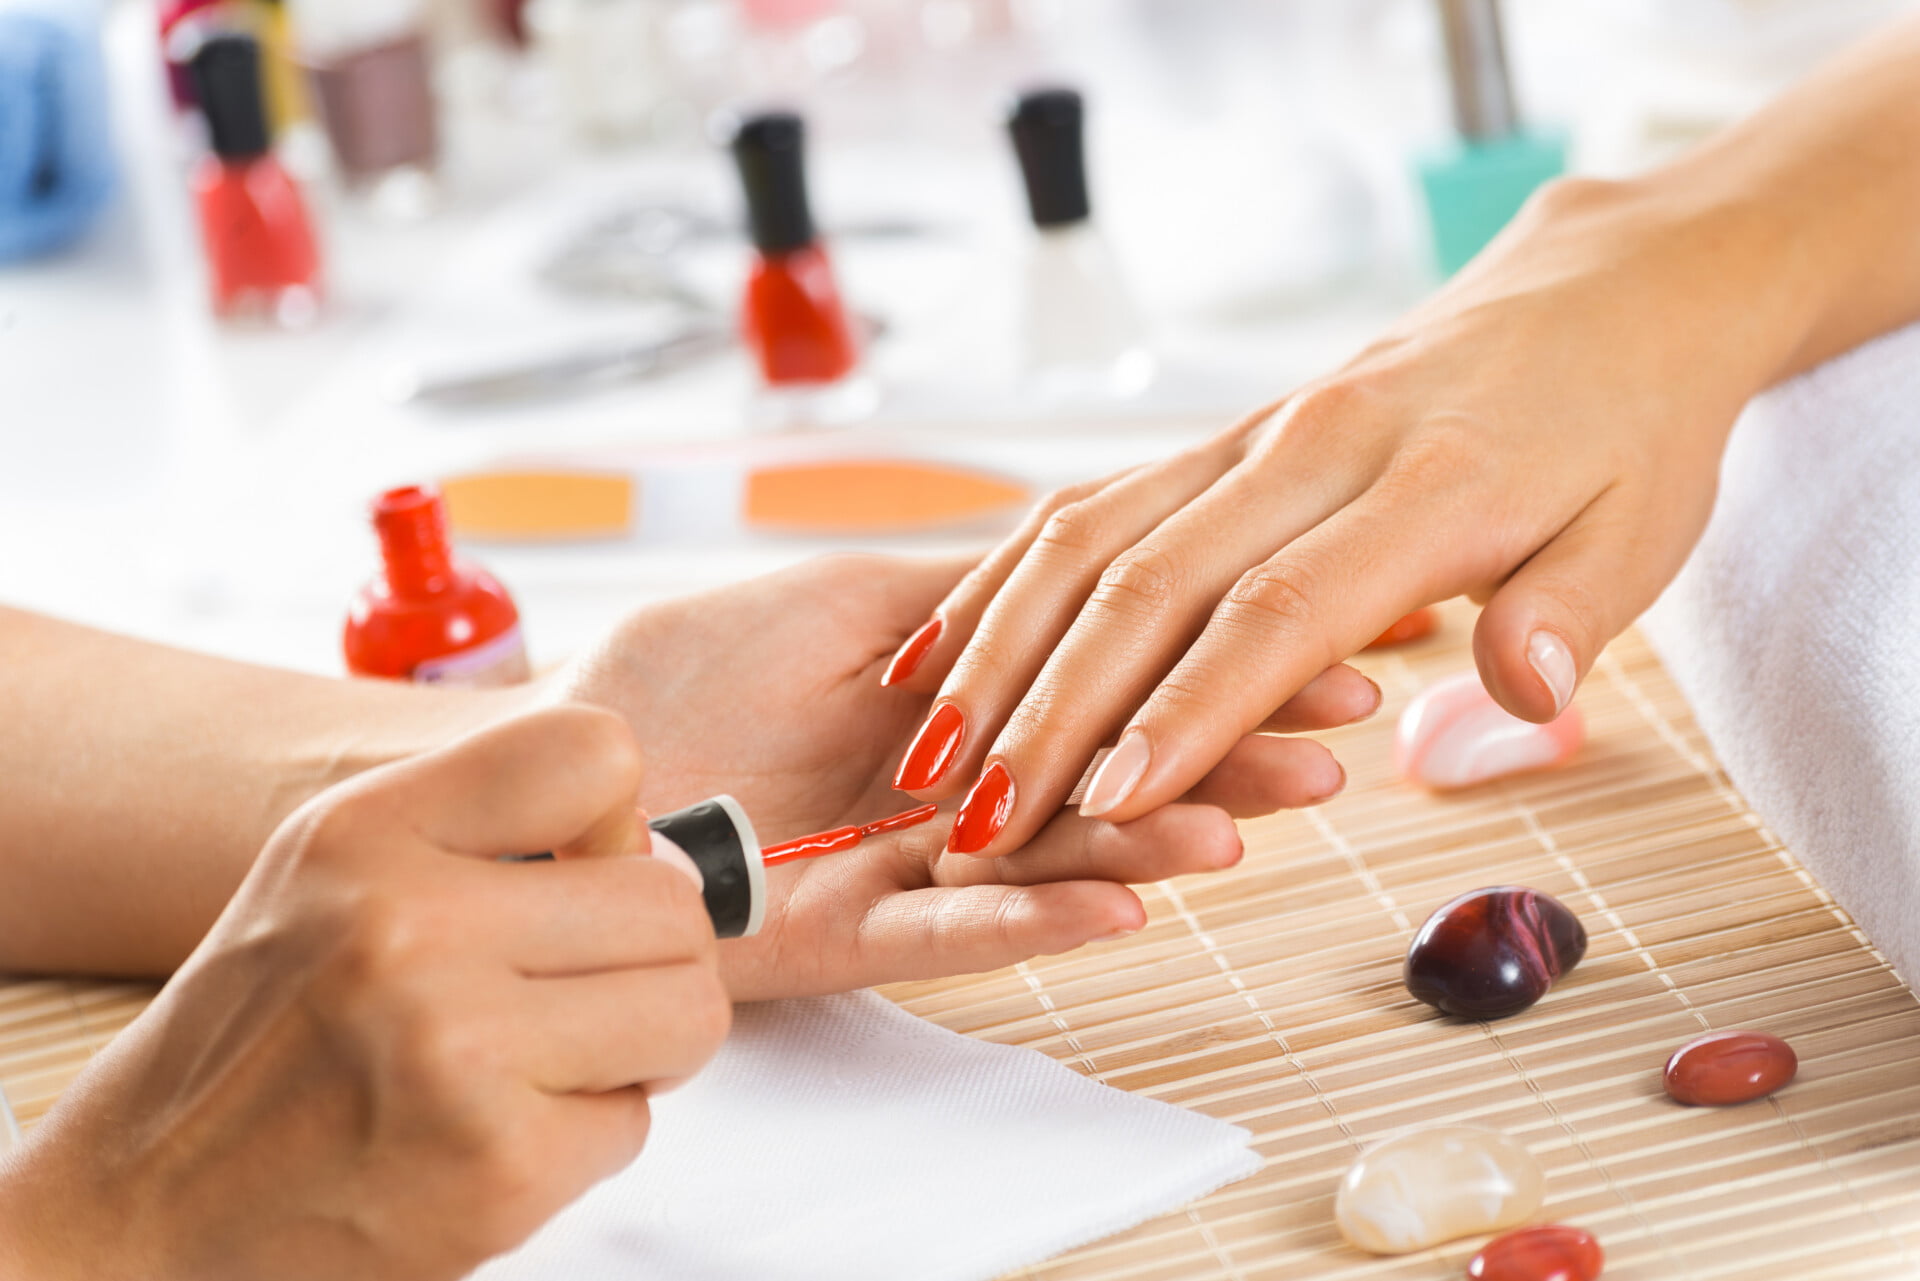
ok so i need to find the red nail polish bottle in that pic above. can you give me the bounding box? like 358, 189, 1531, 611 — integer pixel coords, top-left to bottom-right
187, 33, 322, 327
343, 485, 532, 686
730, 111, 872, 424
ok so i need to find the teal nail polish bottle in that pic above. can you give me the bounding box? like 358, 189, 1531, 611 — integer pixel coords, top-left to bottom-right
1416, 0, 1564, 277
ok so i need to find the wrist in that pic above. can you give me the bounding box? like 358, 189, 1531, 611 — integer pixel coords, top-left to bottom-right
1432, 169, 1824, 428
0, 1145, 102, 1281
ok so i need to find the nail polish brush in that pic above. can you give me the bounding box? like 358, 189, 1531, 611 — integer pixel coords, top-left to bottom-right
512, 798, 942, 940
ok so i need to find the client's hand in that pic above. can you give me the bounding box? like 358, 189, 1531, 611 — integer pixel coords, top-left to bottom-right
0, 708, 727, 1281
553, 555, 1379, 1000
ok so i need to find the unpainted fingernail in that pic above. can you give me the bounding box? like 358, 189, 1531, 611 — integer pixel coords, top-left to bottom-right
1091, 925, 1143, 944
1527, 629, 1578, 717
1079, 728, 1151, 818
1307, 758, 1347, 806
1347, 675, 1384, 724
649, 832, 705, 891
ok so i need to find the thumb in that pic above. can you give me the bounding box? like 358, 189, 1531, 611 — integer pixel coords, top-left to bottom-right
1474, 491, 1702, 722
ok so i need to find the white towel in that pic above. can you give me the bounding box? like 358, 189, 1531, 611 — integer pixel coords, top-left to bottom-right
1645, 320, 1920, 985
469, 991, 1260, 1281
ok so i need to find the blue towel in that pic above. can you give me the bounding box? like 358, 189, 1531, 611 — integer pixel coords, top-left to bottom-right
0, 4, 115, 263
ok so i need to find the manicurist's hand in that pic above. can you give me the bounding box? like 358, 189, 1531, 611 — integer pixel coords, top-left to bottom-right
551, 554, 1380, 1001
0, 707, 728, 1281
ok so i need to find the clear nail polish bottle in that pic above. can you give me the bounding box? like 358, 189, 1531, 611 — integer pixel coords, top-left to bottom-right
1006, 86, 1153, 402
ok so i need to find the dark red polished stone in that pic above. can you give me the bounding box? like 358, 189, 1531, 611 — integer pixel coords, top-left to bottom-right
1663, 1030, 1797, 1106
1467, 1225, 1604, 1281
1404, 886, 1587, 1019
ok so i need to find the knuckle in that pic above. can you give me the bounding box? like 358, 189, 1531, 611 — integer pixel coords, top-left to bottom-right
1249, 380, 1376, 462
333, 888, 433, 981
1223, 560, 1318, 630
1521, 175, 1622, 223
1147, 665, 1217, 716
1377, 420, 1484, 498
1290, 379, 1368, 425
1035, 478, 1105, 519
546, 703, 644, 793
944, 626, 1017, 687
457, 1128, 554, 1248
281, 786, 384, 870
1030, 501, 1115, 566
1089, 544, 1185, 617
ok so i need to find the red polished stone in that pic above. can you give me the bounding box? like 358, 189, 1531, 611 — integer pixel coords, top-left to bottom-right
1467, 1225, 1603, 1281
1366, 607, 1438, 649
1663, 1030, 1797, 1106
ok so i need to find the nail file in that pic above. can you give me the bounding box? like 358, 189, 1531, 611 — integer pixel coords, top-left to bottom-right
439, 459, 1031, 542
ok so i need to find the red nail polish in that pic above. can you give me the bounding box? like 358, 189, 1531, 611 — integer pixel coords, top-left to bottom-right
893, 702, 966, 792
1365, 607, 1437, 650
187, 35, 322, 326
948, 762, 1014, 854
730, 114, 860, 389
343, 486, 530, 685
882, 617, 943, 687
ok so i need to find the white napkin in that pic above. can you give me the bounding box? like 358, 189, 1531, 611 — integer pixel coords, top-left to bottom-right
1645, 319, 1920, 985
470, 991, 1260, 1281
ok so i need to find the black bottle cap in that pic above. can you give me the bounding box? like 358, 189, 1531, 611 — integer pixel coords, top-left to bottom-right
730, 111, 816, 255
649, 795, 765, 940
1007, 87, 1090, 229
189, 33, 271, 161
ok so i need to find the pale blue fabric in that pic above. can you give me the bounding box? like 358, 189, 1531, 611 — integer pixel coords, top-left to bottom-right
0, 1, 115, 262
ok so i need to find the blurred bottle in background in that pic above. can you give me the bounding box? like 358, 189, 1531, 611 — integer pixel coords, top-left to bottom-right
1006, 87, 1152, 401
186, 31, 321, 324
248, 0, 309, 133
729, 109, 874, 427
528, 0, 735, 147
1415, 0, 1563, 275
0, 0, 116, 262
737, 0, 865, 102
290, 0, 440, 214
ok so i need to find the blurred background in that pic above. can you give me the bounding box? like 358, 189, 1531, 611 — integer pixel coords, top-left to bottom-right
4, 0, 1916, 683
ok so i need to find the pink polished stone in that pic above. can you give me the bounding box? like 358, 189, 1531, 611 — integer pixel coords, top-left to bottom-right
1395, 671, 1584, 791
1664, 1030, 1797, 1106
1467, 1225, 1604, 1281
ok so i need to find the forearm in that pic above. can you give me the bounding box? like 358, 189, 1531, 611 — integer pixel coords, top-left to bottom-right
0, 608, 531, 976
1652, 15, 1920, 380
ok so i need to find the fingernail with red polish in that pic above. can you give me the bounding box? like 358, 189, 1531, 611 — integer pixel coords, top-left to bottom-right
882, 616, 943, 687
948, 762, 1014, 854
894, 702, 966, 792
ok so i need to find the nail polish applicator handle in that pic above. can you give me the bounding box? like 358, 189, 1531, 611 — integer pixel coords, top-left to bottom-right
647, 795, 766, 940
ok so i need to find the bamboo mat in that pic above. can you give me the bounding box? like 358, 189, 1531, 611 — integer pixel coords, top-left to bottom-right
4, 606, 1919, 1278
886, 607, 1920, 1280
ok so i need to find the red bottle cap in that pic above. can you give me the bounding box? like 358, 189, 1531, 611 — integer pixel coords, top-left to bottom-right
372, 484, 455, 596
